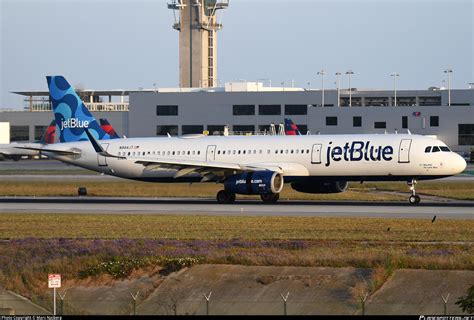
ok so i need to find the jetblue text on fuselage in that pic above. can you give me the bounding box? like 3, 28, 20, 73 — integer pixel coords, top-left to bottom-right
61, 118, 89, 130
325, 141, 393, 167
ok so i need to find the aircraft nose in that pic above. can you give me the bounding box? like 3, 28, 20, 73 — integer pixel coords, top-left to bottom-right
451, 153, 467, 174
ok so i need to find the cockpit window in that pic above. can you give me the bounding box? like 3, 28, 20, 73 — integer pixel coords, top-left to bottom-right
440, 146, 450, 152
432, 146, 441, 152
425, 146, 431, 153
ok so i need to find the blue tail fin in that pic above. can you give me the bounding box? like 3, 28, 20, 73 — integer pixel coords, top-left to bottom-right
46, 76, 111, 142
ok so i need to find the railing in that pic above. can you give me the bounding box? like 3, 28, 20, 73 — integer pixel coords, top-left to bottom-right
20, 103, 130, 112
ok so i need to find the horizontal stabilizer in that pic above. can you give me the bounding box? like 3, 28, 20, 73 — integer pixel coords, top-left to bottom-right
13, 146, 81, 155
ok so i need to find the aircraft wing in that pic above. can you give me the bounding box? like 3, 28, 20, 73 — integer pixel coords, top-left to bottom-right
133, 158, 284, 180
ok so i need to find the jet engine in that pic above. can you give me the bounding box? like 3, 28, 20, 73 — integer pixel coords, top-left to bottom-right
224, 171, 284, 195
291, 180, 348, 194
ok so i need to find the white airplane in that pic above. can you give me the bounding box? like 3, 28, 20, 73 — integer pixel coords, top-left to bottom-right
0, 120, 56, 161
19, 76, 467, 205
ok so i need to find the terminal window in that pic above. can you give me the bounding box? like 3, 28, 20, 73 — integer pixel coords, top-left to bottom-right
34, 126, 48, 141
182, 125, 204, 135
430, 116, 439, 127
297, 125, 308, 134
156, 105, 178, 116
233, 105, 255, 116
207, 125, 225, 135
353, 116, 362, 127
156, 125, 178, 136
402, 116, 408, 129
233, 125, 255, 134
458, 124, 474, 145
10, 126, 29, 142
258, 105, 281, 115
285, 105, 307, 115
374, 122, 386, 129
326, 117, 338, 126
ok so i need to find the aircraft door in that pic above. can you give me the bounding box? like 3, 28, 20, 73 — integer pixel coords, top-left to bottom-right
311, 143, 322, 164
97, 143, 109, 166
398, 139, 412, 163
206, 145, 217, 162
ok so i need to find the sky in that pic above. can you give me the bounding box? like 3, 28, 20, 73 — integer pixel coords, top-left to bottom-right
1, 0, 472, 108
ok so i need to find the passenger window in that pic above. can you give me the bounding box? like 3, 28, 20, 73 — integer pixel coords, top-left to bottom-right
432, 146, 440, 153
306, 150, 310, 153
425, 147, 431, 153
238, 150, 241, 154
223, 151, 226, 155
275, 150, 278, 154
301, 149, 304, 153
188, 151, 190, 155
280, 150, 284, 154
440, 146, 450, 152
128, 152, 130, 156
243, 150, 246, 154
198, 151, 201, 155
291, 150, 294, 154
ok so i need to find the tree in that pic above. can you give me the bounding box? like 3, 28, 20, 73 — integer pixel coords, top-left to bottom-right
456, 285, 474, 314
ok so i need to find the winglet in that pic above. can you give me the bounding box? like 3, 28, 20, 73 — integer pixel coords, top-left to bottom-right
85, 128, 125, 159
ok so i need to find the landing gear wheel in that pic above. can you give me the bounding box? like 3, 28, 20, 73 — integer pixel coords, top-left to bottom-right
216, 190, 236, 204
407, 179, 421, 205
408, 195, 421, 205
260, 193, 280, 204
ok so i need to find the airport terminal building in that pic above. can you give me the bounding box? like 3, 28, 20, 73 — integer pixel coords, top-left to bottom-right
1, 82, 473, 155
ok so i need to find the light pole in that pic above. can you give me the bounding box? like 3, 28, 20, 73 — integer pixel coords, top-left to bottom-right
335, 72, 341, 107
346, 70, 354, 107
391, 73, 399, 106
444, 69, 453, 106
317, 70, 325, 107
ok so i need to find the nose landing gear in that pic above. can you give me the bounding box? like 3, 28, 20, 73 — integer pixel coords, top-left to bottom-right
407, 179, 421, 205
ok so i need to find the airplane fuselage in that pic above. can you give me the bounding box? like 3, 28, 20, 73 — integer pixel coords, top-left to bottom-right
43, 133, 466, 183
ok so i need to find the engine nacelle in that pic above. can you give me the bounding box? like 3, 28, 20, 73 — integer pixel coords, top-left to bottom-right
291, 180, 348, 194
224, 171, 284, 195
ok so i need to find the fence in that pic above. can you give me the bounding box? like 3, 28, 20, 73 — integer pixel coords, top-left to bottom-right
0, 290, 465, 316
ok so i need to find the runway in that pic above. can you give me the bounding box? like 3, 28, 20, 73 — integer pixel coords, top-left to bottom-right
1, 197, 473, 219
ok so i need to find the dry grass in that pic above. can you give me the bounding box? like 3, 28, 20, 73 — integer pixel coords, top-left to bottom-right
354, 182, 474, 200
1, 214, 473, 242
0, 180, 472, 200
0, 180, 408, 201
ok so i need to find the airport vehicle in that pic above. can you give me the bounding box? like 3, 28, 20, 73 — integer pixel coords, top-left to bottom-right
0, 120, 55, 161
20, 76, 467, 204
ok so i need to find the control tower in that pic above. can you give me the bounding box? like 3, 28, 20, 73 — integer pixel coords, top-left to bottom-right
168, 0, 229, 88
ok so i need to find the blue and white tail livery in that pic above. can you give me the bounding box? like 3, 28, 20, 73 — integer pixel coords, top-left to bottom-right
46, 76, 112, 142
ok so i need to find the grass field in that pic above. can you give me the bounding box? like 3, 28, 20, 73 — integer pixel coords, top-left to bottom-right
1, 214, 473, 241
1, 214, 472, 304
0, 180, 473, 200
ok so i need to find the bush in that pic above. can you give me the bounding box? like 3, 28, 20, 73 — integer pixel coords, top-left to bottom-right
456, 285, 474, 314
79, 256, 201, 279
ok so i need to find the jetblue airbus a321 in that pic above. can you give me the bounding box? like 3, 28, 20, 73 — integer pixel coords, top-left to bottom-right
19, 76, 467, 204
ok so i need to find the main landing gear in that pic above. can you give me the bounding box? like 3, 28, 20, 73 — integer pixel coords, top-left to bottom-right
216, 190, 236, 204
407, 179, 421, 205
260, 193, 280, 204
216, 190, 280, 204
